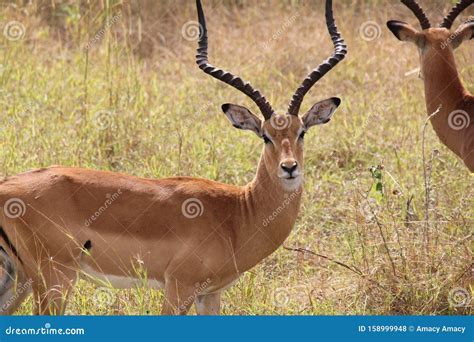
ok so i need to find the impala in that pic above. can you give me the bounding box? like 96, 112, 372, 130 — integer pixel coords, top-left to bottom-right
387, 0, 474, 172
0, 0, 346, 315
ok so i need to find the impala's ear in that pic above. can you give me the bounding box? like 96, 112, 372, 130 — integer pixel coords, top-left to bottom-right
221, 103, 262, 137
387, 20, 424, 47
450, 21, 474, 50
302, 97, 340, 129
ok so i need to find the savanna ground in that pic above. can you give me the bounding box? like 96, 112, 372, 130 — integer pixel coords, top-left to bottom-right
0, 0, 472, 315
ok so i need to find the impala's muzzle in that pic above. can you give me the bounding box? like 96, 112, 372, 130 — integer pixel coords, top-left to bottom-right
278, 138, 300, 180
278, 156, 302, 192
279, 160, 298, 179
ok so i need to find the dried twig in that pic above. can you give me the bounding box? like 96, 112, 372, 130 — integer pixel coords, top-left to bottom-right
369, 206, 398, 277
283, 245, 393, 295
283, 245, 363, 276
421, 106, 441, 240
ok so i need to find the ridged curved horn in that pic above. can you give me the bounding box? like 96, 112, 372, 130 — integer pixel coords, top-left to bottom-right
287, 0, 347, 116
195, 0, 275, 120
401, 0, 431, 30
440, 0, 473, 29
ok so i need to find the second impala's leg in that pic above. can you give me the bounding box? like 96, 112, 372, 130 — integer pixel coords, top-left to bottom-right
195, 292, 221, 315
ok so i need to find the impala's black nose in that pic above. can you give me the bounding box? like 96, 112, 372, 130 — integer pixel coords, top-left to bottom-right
280, 161, 298, 177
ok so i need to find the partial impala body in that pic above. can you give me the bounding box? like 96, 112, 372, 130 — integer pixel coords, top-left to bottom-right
387, 0, 474, 172
0, 0, 346, 315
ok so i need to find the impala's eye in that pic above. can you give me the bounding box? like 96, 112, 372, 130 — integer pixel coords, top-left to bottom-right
298, 131, 306, 140
263, 134, 271, 144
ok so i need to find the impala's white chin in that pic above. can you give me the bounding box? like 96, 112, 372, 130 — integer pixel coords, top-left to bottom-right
280, 175, 303, 192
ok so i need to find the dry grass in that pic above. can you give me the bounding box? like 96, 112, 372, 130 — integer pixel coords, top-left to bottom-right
0, 0, 472, 315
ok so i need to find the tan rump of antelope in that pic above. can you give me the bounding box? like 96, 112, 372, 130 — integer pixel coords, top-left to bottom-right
387, 0, 474, 172
0, 0, 346, 315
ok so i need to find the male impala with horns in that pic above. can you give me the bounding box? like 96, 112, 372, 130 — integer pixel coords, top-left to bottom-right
0, 0, 346, 315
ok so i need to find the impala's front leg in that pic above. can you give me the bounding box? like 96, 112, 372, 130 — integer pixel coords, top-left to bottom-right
195, 292, 221, 315
31, 262, 77, 315
161, 277, 196, 315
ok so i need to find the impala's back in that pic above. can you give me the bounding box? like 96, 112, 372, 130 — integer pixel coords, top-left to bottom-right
0, 166, 242, 284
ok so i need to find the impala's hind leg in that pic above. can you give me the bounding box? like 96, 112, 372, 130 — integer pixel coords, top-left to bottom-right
0, 248, 31, 315
32, 263, 77, 315
161, 278, 196, 315
195, 292, 221, 315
